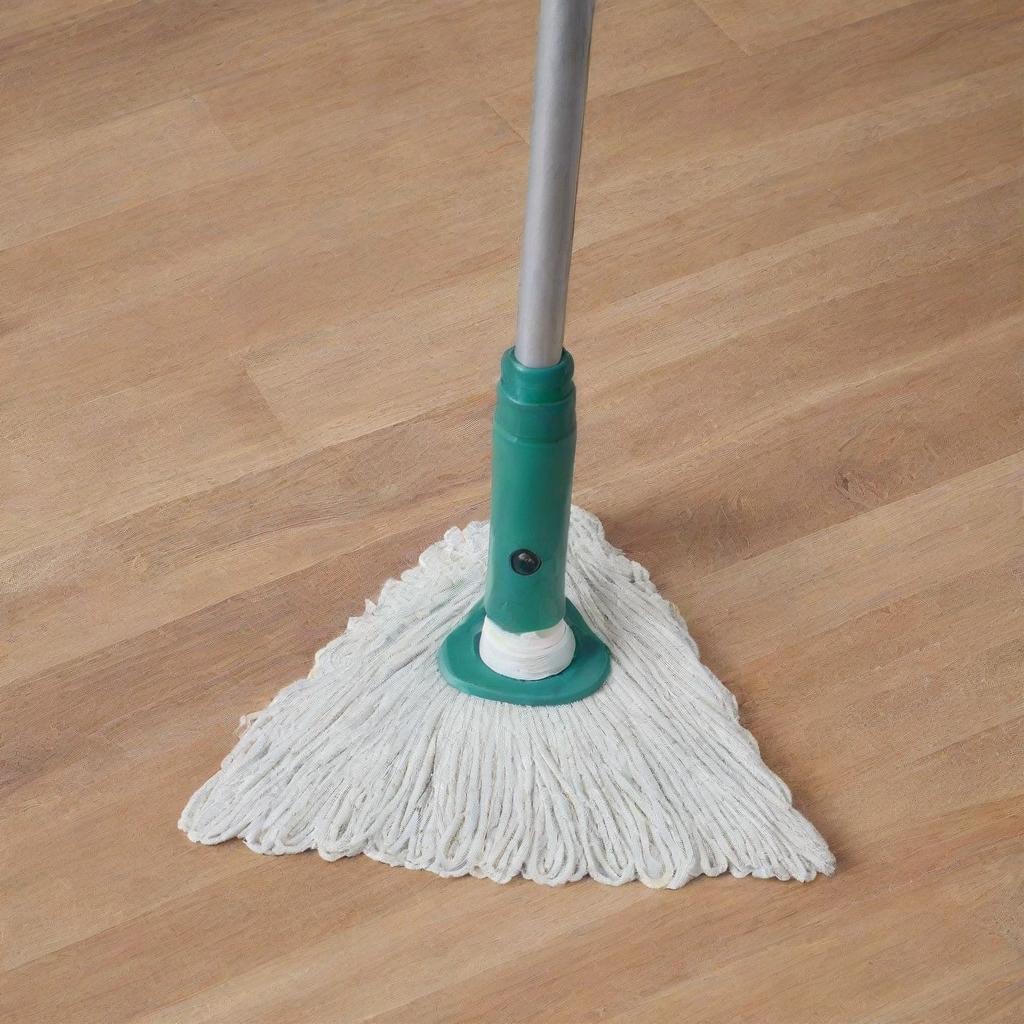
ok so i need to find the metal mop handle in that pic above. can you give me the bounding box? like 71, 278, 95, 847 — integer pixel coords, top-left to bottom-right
514, 0, 595, 369
438, 0, 611, 704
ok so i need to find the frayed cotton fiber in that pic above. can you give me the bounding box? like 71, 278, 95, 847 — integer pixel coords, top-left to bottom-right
180, 507, 834, 888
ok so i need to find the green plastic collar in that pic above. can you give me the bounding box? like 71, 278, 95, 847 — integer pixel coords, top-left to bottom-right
438, 600, 610, 706
485, 348, 576, 634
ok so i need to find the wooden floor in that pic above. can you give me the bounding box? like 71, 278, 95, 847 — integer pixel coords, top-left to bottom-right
2, 0, 1022, 1020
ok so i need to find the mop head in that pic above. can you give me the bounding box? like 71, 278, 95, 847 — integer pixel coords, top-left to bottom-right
181, 508, 834, 888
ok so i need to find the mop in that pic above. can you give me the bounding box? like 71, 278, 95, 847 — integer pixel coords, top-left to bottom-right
180, 0, 835, 888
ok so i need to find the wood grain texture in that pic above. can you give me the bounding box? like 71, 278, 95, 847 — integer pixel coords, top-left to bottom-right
1, 0, 1022, 1021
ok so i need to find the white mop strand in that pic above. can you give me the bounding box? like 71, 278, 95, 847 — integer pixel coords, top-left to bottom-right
180, 507, 835, 888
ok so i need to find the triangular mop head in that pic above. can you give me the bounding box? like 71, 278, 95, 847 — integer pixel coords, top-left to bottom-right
181, 507, 834, 888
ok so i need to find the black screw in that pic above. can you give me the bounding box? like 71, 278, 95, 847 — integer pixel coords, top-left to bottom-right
510, 549, 541, 575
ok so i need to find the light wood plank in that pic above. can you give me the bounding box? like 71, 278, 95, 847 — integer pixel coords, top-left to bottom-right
695, 0, 921, 54
0, 97, 248, 250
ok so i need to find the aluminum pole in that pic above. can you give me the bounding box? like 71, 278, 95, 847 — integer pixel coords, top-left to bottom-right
513, 0, 595, 369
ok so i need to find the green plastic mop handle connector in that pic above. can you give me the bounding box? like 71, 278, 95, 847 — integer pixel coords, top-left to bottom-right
438, 346, 610, 705
484, 348, 576, 634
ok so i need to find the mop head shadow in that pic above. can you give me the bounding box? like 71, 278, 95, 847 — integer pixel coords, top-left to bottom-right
180, 507, 835, 888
